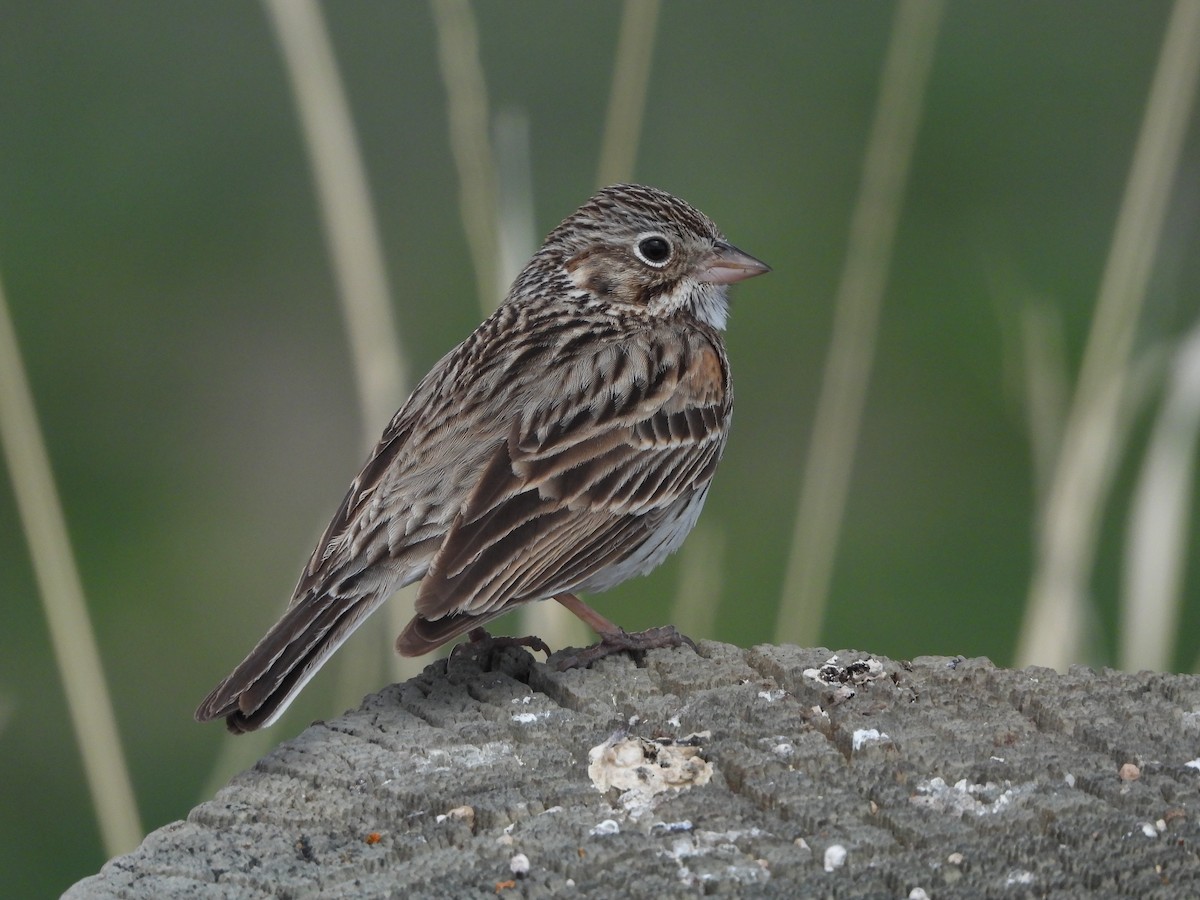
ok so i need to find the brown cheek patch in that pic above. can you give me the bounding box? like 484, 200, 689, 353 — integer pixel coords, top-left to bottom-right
588, 274, 616, 297
568, 249, 650, 306
563, 250, 597, 292
564, 248, 597, 273
566, 251, 619, 299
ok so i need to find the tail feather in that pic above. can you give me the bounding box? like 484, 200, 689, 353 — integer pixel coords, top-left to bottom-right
394, 605, 520, 658
195, 590, 385, 733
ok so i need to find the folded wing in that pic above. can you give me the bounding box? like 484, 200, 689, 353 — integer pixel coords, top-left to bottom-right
398, 323, 730, 653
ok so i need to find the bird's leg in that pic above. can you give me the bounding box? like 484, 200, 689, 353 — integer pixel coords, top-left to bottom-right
552, 593, 697, 670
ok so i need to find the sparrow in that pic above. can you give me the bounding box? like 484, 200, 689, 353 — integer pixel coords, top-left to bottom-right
195, 183, 769, 732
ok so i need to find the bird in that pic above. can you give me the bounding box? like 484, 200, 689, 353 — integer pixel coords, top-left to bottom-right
195, 183, 769, 733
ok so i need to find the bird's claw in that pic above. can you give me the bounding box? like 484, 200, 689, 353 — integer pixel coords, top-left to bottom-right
554, 625, 697, 670
450, 628, 551, 664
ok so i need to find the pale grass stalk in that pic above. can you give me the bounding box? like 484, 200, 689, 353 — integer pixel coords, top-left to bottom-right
430, 0, 569, 654
775, 0, 945, 646
1017, 0, 1200, 669
670, 522, 725, 641
263, 0, 420, 721
493, 108, 537, 292
431, 0, 502, 305
1119, 327, 1200, 671
988, 268, 1069, 497
264, 0, 408, 440
493, 110, 591, 650
199, 726, 276, 802
1018, 304, 1070, 504
0, 273, 142, 854
595, 0, 661, 189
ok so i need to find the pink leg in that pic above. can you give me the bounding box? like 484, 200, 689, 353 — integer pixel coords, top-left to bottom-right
552, 593, 697, 669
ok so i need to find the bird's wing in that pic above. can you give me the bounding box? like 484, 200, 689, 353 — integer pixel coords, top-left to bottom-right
289, 421, 417, 601
287, 356, 469, 606
412, 323, 730, 624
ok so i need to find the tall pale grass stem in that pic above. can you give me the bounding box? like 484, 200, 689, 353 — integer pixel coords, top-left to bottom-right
775, 0, 945, 646
493, 108, 537, 292
1018, 304, 1070, 505
0, 272, 142, 854
1017, 0, 1200, 669
1120, 327, 1200, 672
263, 0, 420, 702
198, 726, 276, 803
493, 110, 592, 650
431, 0, 502, 306
263, 0, 408, 437
670, 522, 725, 640
431, 0, 572, 651
596, 0, 662, 189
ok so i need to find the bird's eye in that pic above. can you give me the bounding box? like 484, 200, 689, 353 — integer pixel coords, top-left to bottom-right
634, 234, 672, 267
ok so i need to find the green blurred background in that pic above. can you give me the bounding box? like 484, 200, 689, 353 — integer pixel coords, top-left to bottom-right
2, 2, 1198, 895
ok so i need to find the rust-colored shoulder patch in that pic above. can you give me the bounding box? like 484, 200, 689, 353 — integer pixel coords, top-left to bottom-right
682, 340, 727, 406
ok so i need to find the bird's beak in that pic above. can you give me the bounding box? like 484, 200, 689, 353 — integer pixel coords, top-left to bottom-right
697, 242, 771, 285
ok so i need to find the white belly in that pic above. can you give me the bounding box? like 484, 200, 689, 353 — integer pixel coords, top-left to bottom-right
571, 486, 711, 595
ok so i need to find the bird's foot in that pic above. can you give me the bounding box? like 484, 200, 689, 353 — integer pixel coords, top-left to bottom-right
554, 625, 697, 670
451, 628, 551, 665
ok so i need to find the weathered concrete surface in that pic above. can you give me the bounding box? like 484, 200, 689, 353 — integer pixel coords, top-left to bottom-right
66, 642, 1200, 898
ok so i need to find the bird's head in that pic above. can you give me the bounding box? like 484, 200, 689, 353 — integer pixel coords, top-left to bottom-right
535, 183, 769, 330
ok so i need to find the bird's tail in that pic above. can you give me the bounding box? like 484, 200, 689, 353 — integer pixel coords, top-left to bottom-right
394, 606, 515, 658
195, 589, 386, 733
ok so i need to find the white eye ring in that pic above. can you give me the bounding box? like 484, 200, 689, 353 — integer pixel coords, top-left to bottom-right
634, 232, 673, 267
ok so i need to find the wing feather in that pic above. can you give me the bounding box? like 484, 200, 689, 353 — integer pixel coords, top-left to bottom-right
411, 324, 730, 627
